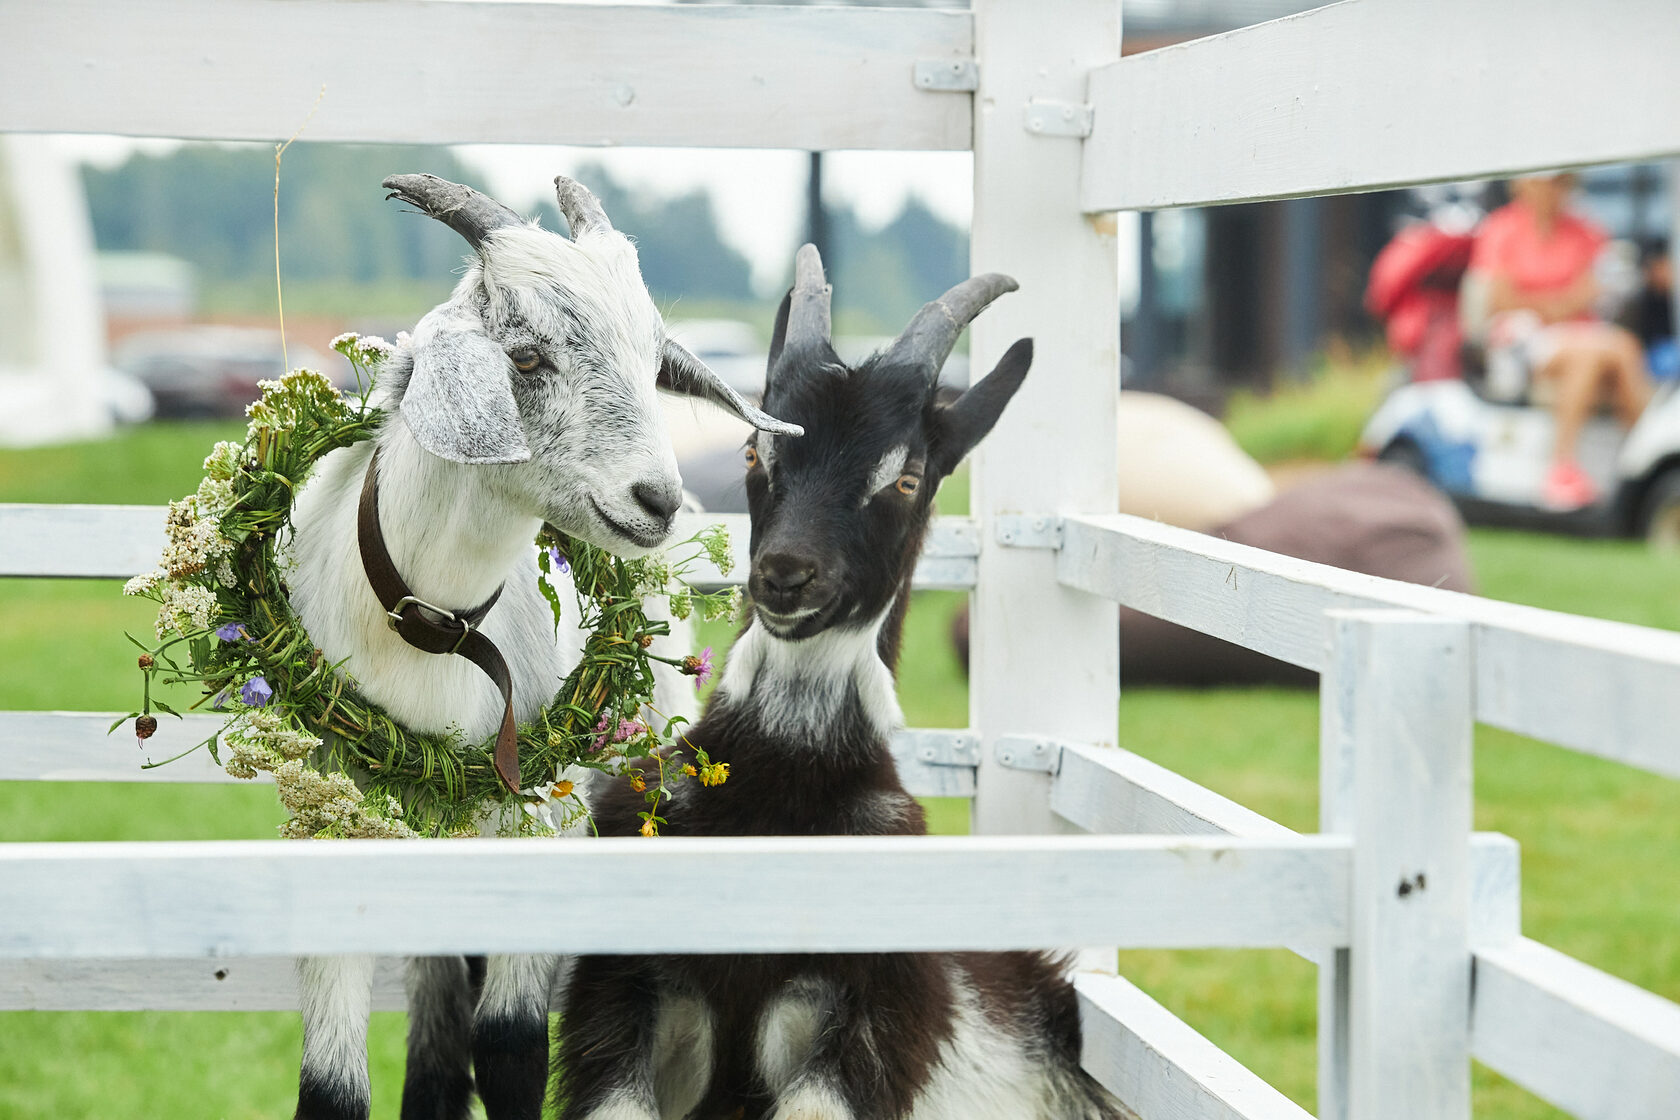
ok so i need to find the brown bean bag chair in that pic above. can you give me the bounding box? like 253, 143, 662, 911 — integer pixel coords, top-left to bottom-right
952, 463, 1473, 687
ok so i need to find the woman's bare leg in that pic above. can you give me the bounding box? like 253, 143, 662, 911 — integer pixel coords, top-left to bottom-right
1604, 327, 1653, 427
1541, 347, 1602, 463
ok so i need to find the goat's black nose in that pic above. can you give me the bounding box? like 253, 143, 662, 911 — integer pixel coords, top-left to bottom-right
632, 479, 682, 524
759, 553, 818, 594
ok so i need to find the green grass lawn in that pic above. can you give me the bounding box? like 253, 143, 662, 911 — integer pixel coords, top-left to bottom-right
2, 423, 1678, 1118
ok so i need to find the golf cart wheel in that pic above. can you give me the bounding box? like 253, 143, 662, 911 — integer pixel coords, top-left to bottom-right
1641, 468, 1680, 550
1377, 438, 1430, 479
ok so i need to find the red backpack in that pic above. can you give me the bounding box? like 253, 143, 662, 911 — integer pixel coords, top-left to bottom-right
1366, 224, 1475, 381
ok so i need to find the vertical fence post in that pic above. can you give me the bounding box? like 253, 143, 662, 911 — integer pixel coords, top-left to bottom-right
1319, 609, 1473, 1120
968, 0, 1121, 838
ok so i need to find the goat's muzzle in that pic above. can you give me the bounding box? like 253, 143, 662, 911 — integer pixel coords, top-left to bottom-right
751, 550, 834, 631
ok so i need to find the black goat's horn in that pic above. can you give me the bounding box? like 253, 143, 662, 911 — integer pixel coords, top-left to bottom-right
783, 242, 833, 354
554, 176, 613, 238
381, 173, 523, 251
884, 273, 1020, 380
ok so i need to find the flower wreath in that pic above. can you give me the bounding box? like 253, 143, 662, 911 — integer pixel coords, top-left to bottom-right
122, 334, 736, 839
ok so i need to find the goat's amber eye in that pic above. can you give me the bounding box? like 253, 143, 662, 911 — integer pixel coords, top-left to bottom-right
744, 446, 760, 469
510, 349, 541, 373
896, 474, 920, 495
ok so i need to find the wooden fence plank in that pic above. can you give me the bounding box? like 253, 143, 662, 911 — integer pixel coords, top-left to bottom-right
1471, 937, 1680, 1120
1324, 611, 1472, 1120
967, 0, 1121, 844
0, 713, 979, 800
1051, 742, 1518, 951
0, 957, 407, 1012
0, 835, 1349, 959
1059, 514, 1680, 779
1076, 972, 1313, 1120
0, 0, 972, 152
1052, 742, 1293, 838
0, 506, 979, 589
1082, 0, 1680, 211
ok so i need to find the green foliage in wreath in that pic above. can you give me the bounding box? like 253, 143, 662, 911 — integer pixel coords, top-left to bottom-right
121, 335, 738, 839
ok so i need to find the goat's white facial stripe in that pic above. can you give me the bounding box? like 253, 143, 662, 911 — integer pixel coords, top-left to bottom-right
758, 434, 778, 475
863, 444, 910, 504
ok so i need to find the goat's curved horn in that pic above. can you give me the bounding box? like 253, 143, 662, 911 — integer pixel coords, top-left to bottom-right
554, 176, 613, 238
660, 339, 803, 437
783, 243, 832, 354
381, 173, 523, 251
884, 273, 1020, 379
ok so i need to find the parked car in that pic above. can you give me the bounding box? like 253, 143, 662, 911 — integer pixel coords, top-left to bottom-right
1360, 376, 1680, 544
113, 326, 330, 418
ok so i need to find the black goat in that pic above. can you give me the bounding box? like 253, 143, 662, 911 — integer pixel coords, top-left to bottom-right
555, 245, 1127, 1120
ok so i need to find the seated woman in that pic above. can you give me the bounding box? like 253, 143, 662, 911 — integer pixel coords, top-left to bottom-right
1466, 172, 1652, 509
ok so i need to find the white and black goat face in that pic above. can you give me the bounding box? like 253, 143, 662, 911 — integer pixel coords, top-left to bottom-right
381, 173, 801, 555
743, 245, 1033, 641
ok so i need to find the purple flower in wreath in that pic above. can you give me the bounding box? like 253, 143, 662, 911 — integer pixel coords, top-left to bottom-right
215, 621, 249, 642
546, 545, 570, 576
240, 676, 274, 707
682, 647, 715, 690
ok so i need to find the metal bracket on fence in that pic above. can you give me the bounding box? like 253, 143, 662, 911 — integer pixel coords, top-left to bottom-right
994, 735, 1066, 773
994, 515, 1064, 550
1023, 99, 1094, 138
914, 58, 979, 92
896, 728, 980, 768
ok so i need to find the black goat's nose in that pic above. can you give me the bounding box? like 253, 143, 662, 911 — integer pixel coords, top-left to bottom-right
760, 554, 818, 594
632, 479, 681, 523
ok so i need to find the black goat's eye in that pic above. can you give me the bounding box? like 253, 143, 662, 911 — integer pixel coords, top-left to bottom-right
896, 474, 920, 496
744, 447, 760, 469
510, 349, 542, 373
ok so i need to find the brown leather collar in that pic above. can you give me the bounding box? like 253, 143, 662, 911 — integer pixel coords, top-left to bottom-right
357, 450, 522, 793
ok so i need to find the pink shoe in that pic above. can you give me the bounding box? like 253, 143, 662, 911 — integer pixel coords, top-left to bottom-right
1542, 460, 1599, 510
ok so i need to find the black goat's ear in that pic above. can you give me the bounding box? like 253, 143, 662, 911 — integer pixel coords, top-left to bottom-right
931, 338, 1033, 476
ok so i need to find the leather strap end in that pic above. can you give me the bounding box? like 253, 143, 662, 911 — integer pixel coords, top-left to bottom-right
493, 705, 521, 794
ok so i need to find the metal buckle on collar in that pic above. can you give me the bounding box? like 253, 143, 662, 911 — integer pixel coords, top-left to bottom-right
386, 595, 474, 653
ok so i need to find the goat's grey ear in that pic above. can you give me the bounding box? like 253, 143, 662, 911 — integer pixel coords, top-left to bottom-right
659, 338, 803, 437
401, 305, 532, 465
931, 338, 1033, 476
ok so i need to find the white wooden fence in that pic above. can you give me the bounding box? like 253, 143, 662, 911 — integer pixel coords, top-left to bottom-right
3, 1, 1679, 1117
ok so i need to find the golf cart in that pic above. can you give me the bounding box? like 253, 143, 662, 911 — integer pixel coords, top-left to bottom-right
1359, 375, 1680, 543
1359, 175, 1680, 545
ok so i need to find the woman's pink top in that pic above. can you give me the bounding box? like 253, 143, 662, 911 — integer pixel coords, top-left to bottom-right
1471, 200, 1607, 299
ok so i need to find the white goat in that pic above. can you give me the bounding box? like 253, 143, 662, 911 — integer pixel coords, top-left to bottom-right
282, 173, 798, 1120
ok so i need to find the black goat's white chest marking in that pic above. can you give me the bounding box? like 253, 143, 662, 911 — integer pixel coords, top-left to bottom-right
714, 614, 902, 740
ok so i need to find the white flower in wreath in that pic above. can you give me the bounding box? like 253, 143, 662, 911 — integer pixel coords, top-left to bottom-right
521, 775, 582, 833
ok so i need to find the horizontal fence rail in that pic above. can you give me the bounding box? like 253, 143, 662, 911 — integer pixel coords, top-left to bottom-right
1082, 0, 1680, 211
0, 506, 980, 591
0, 956, 409, 1013
1058, 513, 1680, 779
1076, 972, 1313, 1120
0, 0, 974, 151
1, 713, 980, 801
0, 835, 1351, 959
1471, 937, 1680, 1120
1050, 742, 1521, 959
